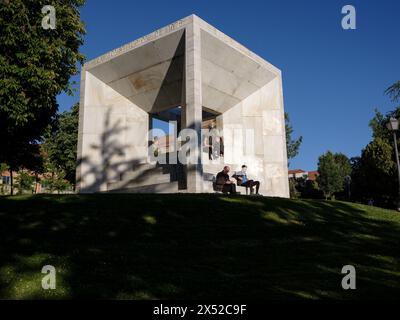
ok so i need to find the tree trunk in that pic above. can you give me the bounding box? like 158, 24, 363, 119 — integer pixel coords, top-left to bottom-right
34, 172, 39, 194
51, 171, 54, 194
9, 169, 13, 196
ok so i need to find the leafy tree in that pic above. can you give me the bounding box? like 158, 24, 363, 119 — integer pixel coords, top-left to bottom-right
42, 168, 71, 194
0, 0, 85, 192
333, 153, 352, 178
385, 81, 400, 102
369, 108, 400, 143
15, 170, 35, 194
333, 152, 352, 199
1, 142, 43, 195
0, 163, 8, 174
363, 138, 394, 175
302, 179, 324, 199
285, 112, 303, 162
348, 81, 400, 208
288, 177, 300, 198
289, 176, 323, 199
351, 138, 396, 207
317, 151, 344, 199
42, 103, 79, 186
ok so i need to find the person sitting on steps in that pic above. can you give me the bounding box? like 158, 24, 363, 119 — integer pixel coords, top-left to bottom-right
215, 166, 237, 194
234, 164, 261, 195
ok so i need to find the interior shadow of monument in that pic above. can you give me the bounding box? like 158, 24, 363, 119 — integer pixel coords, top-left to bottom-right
145, 32, 187, 191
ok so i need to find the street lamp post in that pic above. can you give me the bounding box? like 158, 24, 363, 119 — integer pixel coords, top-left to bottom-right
386, 117, 400, 211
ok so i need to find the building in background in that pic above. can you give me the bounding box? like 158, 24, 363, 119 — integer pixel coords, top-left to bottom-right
288, 169, 319, 181
0, 170, 43, 195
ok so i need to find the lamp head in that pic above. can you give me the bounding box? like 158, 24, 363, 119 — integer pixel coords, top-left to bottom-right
386, 117, 399, 131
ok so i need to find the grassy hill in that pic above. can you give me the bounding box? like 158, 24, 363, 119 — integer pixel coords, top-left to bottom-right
0, 194, 399, 299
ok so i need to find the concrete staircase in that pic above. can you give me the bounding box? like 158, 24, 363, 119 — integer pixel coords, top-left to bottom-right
108, 181, 179, 193
107, 163, 180, 193
202, 160, 245, 193
106, 159, 228, 193
202, 162, 224, 193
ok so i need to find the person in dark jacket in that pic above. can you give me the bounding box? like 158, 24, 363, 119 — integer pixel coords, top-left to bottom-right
215, 166, 237, 194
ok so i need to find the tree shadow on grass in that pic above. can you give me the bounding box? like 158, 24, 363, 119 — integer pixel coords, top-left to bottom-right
0, 194, 399, 299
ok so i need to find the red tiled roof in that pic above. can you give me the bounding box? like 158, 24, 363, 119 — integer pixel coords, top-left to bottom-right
307, 170, 319, 181
288, 169, 306, 174
156, 135, 176, 149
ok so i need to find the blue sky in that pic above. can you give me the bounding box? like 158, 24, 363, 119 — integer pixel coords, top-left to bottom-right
57, 0, 400, 170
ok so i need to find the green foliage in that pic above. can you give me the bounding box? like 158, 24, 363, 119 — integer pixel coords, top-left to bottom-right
289, 178, 300, 198
0, 0, 85, 173
349, 79, 400, 208
333, 153, 352, 178
42, 169, 71, 194
385, 80, 400, 102
295, 178, 324, 199
0, 163, 9, 174
15, 170, 35, 194
351, 93, 400, 208
369, 108, 400, 142
317, 151, 350, 199
305, 180, 324, 199
351, 138, 396, 207
285, 112, 303, 161
42, 103, 79, 185
363, 138, 394, 174
0, 144, 42, 195
369, 109, 391, 141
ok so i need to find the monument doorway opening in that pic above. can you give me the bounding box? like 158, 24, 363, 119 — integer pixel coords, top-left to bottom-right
149, 105, 182, 156
202, 107, 223, 161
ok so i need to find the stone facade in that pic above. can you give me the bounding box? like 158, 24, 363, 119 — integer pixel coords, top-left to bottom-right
77, 15, 289, 197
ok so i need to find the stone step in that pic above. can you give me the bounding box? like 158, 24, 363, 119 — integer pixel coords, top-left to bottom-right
203, 172, 216, 181
108, 171, 171, 190
130, 162, 159, 172
203, 163, 241, 178
108, 181, 179, 193
121, 165, 164, 181
203, 163, 226, 173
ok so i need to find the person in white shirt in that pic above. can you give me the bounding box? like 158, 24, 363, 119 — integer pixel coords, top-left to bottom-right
234, 165, 261, 195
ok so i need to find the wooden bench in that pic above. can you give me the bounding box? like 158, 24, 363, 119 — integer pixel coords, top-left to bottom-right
232, 174, 249, 195
209, 175, 245, 194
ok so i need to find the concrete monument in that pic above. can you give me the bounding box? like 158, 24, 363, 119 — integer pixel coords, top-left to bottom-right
77, 15, 289, 197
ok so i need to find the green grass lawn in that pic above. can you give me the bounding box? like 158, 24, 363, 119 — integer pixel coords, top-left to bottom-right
0, 194, 399, 299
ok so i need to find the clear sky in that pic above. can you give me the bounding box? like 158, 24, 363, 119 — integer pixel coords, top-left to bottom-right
57, 0, 400, 170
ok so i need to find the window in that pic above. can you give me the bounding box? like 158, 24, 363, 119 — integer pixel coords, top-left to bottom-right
2, 176, 11, 185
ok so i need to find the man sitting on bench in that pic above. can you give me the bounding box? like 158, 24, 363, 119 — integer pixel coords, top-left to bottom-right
216, 166, 237, 194
234, 165, 261, 195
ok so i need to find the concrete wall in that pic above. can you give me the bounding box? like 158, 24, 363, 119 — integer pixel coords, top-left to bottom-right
221, 77, 289, 197
77, 72, 148, 192
184, 17, 203, 193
